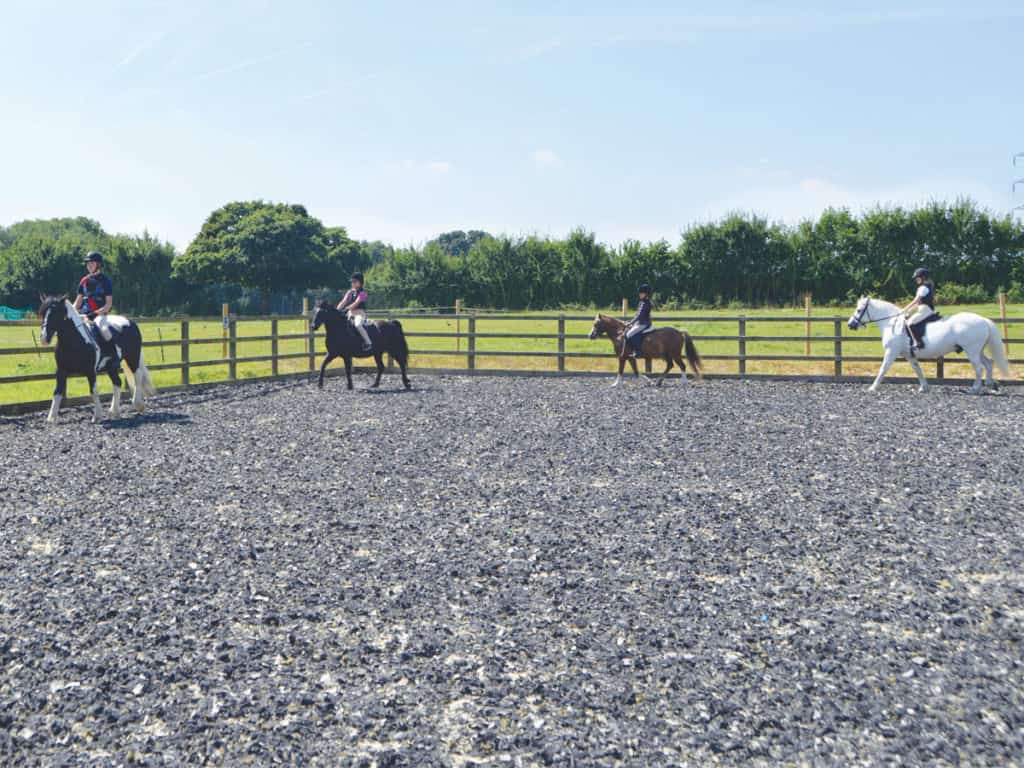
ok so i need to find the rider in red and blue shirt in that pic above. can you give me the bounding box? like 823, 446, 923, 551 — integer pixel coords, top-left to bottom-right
73, 251, 117, 369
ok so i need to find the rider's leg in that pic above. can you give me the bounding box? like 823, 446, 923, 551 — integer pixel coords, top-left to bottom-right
351, 312, 372, 350
626, 325, 646, 357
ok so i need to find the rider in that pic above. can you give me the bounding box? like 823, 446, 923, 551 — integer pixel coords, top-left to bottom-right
902, 267, 937, 352
73, 251, 118, 369
337, 272, 372, 351
624, 283, 653, 358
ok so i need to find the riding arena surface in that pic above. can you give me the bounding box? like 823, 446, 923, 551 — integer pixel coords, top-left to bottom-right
2, 375, 1022, 766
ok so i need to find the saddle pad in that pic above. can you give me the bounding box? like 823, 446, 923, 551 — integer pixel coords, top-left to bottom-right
641, 326, 657, 335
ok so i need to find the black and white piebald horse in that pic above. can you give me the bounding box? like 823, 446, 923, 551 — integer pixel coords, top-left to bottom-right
38, 295, 156, 422
310, 301, 412, 390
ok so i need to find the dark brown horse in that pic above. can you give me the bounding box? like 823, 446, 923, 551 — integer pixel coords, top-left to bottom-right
588, 314, 702, 386
311, 302, 411, 390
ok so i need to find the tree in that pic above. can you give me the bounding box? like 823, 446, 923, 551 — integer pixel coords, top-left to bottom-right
431, 230, 491, 261
172, 201, 328, 311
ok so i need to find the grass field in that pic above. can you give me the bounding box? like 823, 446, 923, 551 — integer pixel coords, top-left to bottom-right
2, 304, 1022, 406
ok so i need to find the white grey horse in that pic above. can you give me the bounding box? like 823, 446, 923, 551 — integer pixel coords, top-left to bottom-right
847, 297, 1010, 393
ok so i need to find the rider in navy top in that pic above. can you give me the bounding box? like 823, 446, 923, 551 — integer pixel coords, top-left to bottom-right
624, 283, 653, 358
902, 267, 937, 351
73, 252, 117, 369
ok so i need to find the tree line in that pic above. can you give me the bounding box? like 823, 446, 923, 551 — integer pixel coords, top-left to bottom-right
2, 199, 1022, 315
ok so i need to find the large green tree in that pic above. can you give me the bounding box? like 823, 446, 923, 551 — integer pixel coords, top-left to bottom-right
172, 201, 328, 310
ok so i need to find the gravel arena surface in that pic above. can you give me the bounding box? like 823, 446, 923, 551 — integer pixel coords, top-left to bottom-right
2, 374, 1023, 766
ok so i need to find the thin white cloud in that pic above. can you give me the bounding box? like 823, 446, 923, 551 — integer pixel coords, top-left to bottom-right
194, 45, 302, 82
113, 29, 170, 71
383, 159, 453, 176
531, 149, 562, 169
515, 38, 562, 60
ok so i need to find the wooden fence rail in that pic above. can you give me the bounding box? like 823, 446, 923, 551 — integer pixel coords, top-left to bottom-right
2, 312, 1022, 410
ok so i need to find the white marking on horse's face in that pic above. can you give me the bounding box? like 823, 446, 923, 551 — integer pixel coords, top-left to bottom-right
40, 307, 52, 343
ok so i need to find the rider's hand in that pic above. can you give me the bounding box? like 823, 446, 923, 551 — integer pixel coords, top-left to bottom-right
87, 311, 97, 320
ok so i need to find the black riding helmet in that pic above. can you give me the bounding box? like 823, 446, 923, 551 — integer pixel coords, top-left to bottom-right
85, 251, 104, 267
351, 272, 365, 285
912, 267, 930, 280
638, 283, 651, 295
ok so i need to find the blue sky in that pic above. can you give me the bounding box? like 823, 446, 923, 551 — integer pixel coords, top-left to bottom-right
2, 1, 1021, 250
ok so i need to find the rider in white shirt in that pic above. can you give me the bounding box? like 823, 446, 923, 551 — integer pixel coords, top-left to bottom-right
901, 267, 936, 351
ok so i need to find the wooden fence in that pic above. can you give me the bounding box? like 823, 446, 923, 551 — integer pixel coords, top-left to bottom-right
2, 309, 1021, 413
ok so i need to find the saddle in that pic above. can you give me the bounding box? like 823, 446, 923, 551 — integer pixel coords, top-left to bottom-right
904, 313, 941, 337
82, 316, 121, 371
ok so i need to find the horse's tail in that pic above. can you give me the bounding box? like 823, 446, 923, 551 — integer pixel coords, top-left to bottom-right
124, 348, 158, 398
390, 319, 410, 365
984, 318, 1011, 376
683, 331, 703, 379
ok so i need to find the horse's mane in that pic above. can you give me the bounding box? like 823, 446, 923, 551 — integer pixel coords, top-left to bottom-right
868, 297, 900, 313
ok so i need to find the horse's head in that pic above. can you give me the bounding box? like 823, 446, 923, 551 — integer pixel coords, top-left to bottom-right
38, 294, 69, 344
588, 314, 619, 340
847, 297, 871, 331
311, 300, 333, 332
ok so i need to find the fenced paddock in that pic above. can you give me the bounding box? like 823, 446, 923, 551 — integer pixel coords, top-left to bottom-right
1, 376, 1022, 764
1, 307, 1021, 412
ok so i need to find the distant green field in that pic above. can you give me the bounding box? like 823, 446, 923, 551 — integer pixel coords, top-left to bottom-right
2, 303, 1021, 406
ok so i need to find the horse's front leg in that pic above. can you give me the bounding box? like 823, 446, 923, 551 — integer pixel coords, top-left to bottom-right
88, 374, 102, 422
343, 356, 354, 390
47, 371, 68, 423
318, 353, 336, 389
907, 357, 929, 394
371, 353, 384, 388
868, 348, 897, 392
612, 353, 627, 387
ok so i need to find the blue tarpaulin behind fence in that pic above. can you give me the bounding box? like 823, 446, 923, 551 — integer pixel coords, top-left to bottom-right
0, 306, 33, 320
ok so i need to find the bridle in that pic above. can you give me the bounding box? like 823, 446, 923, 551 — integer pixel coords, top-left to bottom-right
851, 300, 903, 329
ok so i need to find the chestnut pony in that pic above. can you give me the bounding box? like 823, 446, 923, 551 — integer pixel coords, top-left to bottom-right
589, 314, 702, 386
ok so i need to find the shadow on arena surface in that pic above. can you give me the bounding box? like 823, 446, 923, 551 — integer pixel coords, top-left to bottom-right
2, 375, 1022, 765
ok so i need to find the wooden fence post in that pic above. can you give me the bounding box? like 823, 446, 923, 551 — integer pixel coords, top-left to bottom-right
557, 314, 566, 372
228, 319, 237, 381
303, 297, 314, 371
221, 303, 229, 358
738, 316, 747, 376
181, 319, 190, 387
804, 293, 812, 356
455, 298, 462, 354
833, 318, 842, 379
271, 318, 279, 377
1000, 292, 1009, 352
467, 315, 476, 370
622, 298, 629, 317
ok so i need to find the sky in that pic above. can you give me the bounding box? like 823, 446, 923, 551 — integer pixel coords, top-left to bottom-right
1, 0, 1021, 251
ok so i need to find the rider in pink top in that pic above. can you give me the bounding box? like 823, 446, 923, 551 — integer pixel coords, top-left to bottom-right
337, 272, 372, 351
